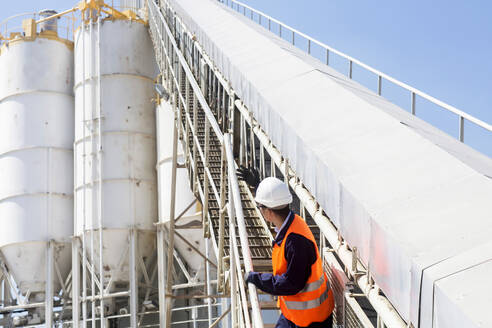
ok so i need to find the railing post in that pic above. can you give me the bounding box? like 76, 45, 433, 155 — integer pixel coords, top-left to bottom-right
260, 144, 265, 179
411, 92, 416, 115
292, 30, 295, 45
326, 48, 330, 65
308, 39, 311, 54
279, 24, 282, 38
268, 18, 271, 31
348, 60, 353, 79
250, 124, 256, 169
459, 116, 465, 142
378, 75, 382, 95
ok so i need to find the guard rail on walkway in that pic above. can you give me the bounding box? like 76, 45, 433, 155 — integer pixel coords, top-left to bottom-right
218, 0, 492, 146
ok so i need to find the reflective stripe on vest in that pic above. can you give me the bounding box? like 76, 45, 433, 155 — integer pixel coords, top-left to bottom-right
284, 282, 330, 310
298, 274, 329, 293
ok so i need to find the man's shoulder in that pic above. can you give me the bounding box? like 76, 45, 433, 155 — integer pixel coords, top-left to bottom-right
284, 232, 317, 263
285, 232, 315, 250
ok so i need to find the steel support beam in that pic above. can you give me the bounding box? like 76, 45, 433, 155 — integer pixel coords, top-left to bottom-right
45, 241, 54, 327
72, 237, 81, 328
129, 229, 139, 327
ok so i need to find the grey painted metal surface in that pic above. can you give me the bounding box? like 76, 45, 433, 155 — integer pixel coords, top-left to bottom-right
167, 0, 492, 327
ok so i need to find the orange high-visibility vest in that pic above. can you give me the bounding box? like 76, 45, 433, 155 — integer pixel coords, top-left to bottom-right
272, 214, 334, 327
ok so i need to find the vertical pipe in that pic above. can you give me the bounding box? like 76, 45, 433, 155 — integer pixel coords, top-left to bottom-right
348, 60, 353, 79
89, 19, 96, 328
72, 238, 80, 328
459, 116, 465, 142
411, 92, 416, 115
239, 116, 244, 166
377, 75, 382, 95
205, 238, 212, 326
326, 48, 329, 65
0, 276, 3, 307
154, 70, 166, 328
260, 144, 265, 179
97, 16, 105, 328
71, 15, 80, 325
250, 125, 256, 169
283, 158, 289, 184
129, 229, 138, 327
244, 119, 248, 166
157, 225, 166, 327
308, 39, 311, 54
81, 20, 88, 328
45, 241, 53, 328
165, 89, 179, 327
292, 30, 295, 45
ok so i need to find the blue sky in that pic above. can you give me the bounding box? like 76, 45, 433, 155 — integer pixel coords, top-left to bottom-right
237, 0, 492, 157
1, 0, 491, 156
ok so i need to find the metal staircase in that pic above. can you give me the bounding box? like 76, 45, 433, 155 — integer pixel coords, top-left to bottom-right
147, 0, 403, 327
148, 0, 272, 326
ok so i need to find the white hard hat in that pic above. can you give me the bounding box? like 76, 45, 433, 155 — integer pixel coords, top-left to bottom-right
255, 177, 292, 209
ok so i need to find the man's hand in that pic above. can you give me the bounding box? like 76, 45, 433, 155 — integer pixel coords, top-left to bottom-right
236, 166, 260, 189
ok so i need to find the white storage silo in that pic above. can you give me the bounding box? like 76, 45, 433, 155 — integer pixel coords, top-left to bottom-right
156, 100, 204, 275
73, 17, 157, 321
0, 17, 74, 324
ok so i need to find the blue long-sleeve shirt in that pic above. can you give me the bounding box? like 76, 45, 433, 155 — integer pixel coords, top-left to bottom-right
247, 211, 317, 296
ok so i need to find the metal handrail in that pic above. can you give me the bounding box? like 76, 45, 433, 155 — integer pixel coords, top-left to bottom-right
224, 134, 264, 328
0, 11, 75, 43
218, 0, 492, 144
147, 1, 265, 326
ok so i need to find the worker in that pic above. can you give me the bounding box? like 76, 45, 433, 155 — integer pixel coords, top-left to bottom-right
244, 176, 335, 328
